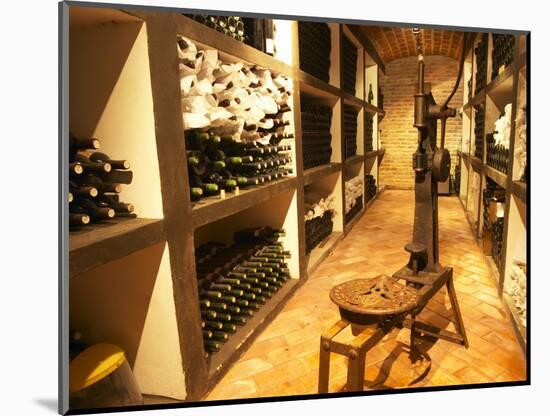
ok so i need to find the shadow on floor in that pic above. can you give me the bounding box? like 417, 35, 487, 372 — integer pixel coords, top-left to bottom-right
34, 398, 58, 414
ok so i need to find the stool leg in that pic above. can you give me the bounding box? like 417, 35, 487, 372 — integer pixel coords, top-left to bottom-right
446, 275, 469, 348
346, 348, 366, 392
318, 337, 331, 394
410, 315, 416, 350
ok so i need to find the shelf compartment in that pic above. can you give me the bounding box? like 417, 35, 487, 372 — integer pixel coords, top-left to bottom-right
69, 218, 165, 277
191, 177, 297, 228
483, 165, 508, 189
173, 13, 293, 79
207, 278, 301, 382
297, 21, 332, 84
69, 7, 165, 220
502, 194, 526, 348
69, 237, 186, 400
303, 163, 341, 186
502, 291, 527, 354
305, 231, 344, 275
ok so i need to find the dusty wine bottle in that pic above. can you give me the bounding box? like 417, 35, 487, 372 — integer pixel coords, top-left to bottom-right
76, 154, 112, 174
75, 198, 115, 221
69, 213, 91, 226
82, 175, 122, 193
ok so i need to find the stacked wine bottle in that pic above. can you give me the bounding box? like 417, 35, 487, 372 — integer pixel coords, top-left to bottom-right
516, 105, 527, 183
474, 105, 485, 159
186, 131, 293, 201
304, 192, 335, 254
69, 134, 135, 228
483, 178, 505, 233
298, 22, 331, 83
185, 14, 246, 43
195, 227, 291, 355
365, 174, 376, 203
242, 18, 276, 56
365, 113, 374, 152
491, 216, 504, 267
453, 160, 461, 195
344, 176, 363, 223
491, 34, 515, 80
343, 105, 358, 159
342, 35, 357, 95
178, 36, 295, 201
301, 101, 333, 170
486, 134, 509, 174
305, 213, 333, 254
474, 34, 488, 95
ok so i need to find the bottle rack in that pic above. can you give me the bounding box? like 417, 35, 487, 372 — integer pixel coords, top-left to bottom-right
458, 31, 528, 353
61, 5, 387, 408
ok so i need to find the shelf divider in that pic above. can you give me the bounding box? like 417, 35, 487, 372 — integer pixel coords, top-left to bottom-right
70, 218, 165, 277
192, 177, 297, 228
483, 165, 508, 189
303, 163, 342, 186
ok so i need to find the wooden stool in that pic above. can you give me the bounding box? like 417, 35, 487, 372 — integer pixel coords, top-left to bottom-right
318, 275, 418, 393
318, 271, 468, 393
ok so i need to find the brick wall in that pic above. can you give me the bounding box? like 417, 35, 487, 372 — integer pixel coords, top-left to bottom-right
379, 55, 463, 190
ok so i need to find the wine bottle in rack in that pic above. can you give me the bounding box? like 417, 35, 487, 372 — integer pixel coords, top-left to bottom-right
178, 36, 295, 202
304, 192, 335, 254
196, 228, 292, 355
474, 34, 488, 94
365, 113, 374, 152
345, 177, 363, 223
474, 106, 485, 159
343, 105, 358, 159
68, 133, 137, 229
301, 101, 333, 170
298, 22, 331, 83
342, 35, 358, 95
491, 34, 515, 80
365, 174, 377, 203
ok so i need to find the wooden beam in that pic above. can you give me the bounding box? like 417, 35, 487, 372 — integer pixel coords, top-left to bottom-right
142, 12, 209, 400
346, 24, 386, 73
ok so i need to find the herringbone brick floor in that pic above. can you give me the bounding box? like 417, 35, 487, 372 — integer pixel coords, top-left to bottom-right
206, 190, 526, 400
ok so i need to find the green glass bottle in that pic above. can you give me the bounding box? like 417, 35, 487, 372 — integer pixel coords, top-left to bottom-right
368, 84, 374, 104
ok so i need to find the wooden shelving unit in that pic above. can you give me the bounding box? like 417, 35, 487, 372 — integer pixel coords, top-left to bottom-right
458, 32, 528, 353
61, 5, 387, 408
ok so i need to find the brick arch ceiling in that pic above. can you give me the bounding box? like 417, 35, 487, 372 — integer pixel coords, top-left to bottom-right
360, 26, 465, 63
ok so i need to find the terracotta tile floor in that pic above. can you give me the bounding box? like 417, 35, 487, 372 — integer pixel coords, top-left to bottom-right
206, 190, 526, 400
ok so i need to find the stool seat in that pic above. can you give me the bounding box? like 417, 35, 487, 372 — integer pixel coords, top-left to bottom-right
329, 275, 418, 325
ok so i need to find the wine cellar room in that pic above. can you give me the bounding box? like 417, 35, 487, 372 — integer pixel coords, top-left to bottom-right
62, 2, 529, 413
